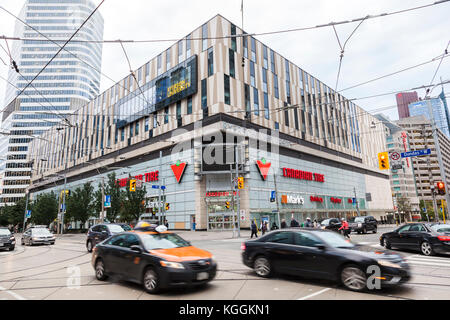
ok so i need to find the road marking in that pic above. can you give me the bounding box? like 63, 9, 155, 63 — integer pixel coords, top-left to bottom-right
297, 287, 331, 300
405, 255, 450, 267
0, 285, 26, 300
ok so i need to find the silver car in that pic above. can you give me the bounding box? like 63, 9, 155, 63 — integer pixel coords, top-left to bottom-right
21, 227, 55, 246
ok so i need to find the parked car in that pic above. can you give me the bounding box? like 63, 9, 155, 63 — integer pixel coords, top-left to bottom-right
21, 227, 55, 246
91, 224, 217, 294
380, 223, 450, 256
242, 228, 410, 292
349, 216, 378, 234
320, 218, 342, 232
86, 223, 135, 252
0, 227, 16, 251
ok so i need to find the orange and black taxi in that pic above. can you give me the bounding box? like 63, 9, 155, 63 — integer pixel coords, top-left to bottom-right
91, 221, 217, 293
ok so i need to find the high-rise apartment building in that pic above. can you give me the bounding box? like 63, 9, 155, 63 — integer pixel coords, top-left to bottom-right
396, 91, 418, 119
0, 0, 104, 206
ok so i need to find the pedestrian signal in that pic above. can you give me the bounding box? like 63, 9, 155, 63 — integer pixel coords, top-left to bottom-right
378, 152, 390, 170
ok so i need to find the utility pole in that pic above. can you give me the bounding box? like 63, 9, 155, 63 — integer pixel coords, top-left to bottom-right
235, 144, 241, 237
101, 175, 105, 223
230, 163, 236, 237
23, 191, 29, 233
273, 171, 281, 229
61, 174, 67, 234
423, 124, 439, 222
158, 150, 162, 225
353, 187, 361, 217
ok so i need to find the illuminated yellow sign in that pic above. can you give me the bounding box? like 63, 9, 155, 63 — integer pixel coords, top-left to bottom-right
167, 80, 191, 98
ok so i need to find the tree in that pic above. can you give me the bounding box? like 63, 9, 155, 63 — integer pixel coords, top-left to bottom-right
30, 192, 58, 226
94, 173, 125, 222
1, 197, 29, 229
121, 179, 147, 223
66, 182, 94, 228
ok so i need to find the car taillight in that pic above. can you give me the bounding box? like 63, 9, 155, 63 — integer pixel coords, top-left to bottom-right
241, 243, 246, 251
438, 236, 450, 241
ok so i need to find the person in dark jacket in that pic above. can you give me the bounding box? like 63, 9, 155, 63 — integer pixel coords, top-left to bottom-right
280, 219, 287, 229
271, 222, 279, 230
304, 217, 314, 228
290, 218, 299, 227
251, 221, 258, 238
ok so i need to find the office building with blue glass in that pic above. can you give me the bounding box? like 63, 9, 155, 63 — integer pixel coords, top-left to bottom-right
409, 98, 450, 138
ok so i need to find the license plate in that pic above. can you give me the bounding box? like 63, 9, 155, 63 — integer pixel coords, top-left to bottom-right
196, 272, 209, 281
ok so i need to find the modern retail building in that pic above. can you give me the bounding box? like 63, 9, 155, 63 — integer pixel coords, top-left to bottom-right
0, 0, 104, 206
28, 15, 393, 230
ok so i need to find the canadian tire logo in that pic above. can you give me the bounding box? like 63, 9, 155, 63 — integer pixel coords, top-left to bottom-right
171, 161, 187, 183
256, 158, 271, 181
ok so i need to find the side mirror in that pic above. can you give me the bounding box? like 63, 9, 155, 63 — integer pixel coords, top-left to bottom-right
315, 244, 326, 250
130, 245, 142, 253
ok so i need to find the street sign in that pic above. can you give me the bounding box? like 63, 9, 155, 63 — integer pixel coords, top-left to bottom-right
422, 207, 427, 213
136, 180, 142, 188
240, 209, 245, 221
401, 149, 431, 158
389, 151, 403, 170
151, 185, 166, 190
26, 210, 31, 218
270, 191, 276, 202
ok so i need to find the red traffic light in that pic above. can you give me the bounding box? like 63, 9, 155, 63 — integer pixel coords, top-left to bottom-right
437, 181, 446, 195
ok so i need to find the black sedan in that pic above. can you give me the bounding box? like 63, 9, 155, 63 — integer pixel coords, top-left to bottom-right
242, 228, 410, 292
0, 228, 16, 251
86, 223, 132, 252
320, 218, 342, 232
380, 223, 450, 256
91, 228, 217, 294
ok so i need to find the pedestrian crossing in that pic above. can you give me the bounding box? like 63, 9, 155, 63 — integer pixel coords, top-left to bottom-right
404, 254, 450, 268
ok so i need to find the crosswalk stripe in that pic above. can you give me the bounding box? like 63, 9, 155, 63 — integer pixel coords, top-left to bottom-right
404, 261, 450, 267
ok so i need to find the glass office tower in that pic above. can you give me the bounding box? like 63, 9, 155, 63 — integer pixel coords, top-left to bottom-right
0, 0, 104, 206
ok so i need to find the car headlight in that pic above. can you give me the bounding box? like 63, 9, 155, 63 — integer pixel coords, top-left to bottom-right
32, 237, 39, 241
358, 223, 362, 227
10, 236, 15, 240
160, 261, 185, 269
377, 260, 402, 268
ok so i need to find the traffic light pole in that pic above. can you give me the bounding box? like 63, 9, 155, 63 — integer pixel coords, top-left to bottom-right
235, 144, 241, 238
158, 150, 162, 225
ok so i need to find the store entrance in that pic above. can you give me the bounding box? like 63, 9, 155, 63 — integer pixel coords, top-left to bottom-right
206, 197, 238, 231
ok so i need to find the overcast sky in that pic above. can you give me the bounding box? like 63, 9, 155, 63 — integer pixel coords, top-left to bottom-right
0, 0, 449, 122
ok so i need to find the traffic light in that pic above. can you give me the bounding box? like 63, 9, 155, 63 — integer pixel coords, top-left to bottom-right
165, 203, 170, 211
237, 177, 244, 189
378, 152, 390, 170
130, 179, 136, 192
225, 201, 230, 209
437, 181, 446, 195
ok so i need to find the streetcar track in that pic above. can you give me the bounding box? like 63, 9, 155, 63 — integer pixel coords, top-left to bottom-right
0, 246, 52, 264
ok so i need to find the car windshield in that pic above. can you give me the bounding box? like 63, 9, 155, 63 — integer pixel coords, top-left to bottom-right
120, 224, 132, 231
354, 217, 365, 223
431, 224, 450, 233
0, 229, 11, 236
108, 225, 126, 233
317, 231, 355, 248
140, 233, 191, 250
320, 219, 330, 225
32, 228, 51, 235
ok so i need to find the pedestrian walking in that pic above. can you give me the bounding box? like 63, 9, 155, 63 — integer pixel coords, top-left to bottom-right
261, 221, 268, 235
313, 219, 320, 228
290, 218, 299, 227
339, 218, 351, 239
304, 217, 313, 228
251, 220, 258, 238
280, 219, 287, 229
271, 222, 279, 230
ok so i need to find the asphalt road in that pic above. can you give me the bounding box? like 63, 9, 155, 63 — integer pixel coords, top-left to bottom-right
1, 226, 450, 300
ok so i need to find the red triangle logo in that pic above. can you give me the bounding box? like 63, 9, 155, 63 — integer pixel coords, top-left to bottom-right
256, 160, 271, 180
171, 162, 187, 183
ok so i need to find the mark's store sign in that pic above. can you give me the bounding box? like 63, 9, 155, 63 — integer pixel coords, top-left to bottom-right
330, 197, 342, 204
282, 168, 325, 183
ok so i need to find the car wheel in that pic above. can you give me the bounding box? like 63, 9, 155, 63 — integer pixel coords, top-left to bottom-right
363, 227, 367, 234
9, 246, 15, 251
341, 265, 367, 292
253, 256, 273, 278
21, 239, 24, 245
420, 241, 434, 256
86, 240, 93, 253
385, 239, 392, 250
95, 259, 108, 281
373, 227, 377, 234
143, 267, 161, 294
